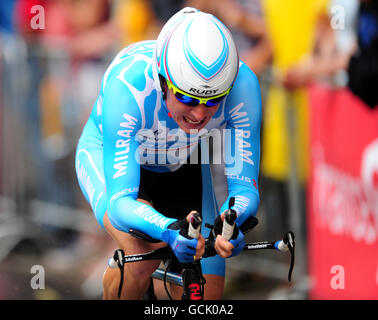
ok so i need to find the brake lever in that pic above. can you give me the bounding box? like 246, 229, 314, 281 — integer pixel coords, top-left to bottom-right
283, 231, 295, 282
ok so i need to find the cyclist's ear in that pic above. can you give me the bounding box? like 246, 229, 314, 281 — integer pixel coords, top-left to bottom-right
159, 75, 168, 100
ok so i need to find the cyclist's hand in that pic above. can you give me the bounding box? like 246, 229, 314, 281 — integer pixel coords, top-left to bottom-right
214, 213, 245, 258
161, 213, 204, 263
215, 231, 244, 258
183, 213, 205, 260
194, 233, 205, 260
185, 211, 205, 260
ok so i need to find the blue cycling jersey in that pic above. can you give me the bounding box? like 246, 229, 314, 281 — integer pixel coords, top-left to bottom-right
76, 40, 262, 243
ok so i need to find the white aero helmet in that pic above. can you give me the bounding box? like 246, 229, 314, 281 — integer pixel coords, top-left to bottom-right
152, 7, 239, 98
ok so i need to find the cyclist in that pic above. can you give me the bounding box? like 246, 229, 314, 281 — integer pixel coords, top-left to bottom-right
75, 7, 262, 300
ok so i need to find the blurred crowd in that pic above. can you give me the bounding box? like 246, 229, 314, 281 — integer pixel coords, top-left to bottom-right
1, 0, 377, 299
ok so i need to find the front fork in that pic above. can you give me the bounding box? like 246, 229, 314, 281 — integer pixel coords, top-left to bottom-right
181, 260, 205, 300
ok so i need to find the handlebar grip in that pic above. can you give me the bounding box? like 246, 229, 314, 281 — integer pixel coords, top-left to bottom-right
188, 211, 201, 239
222, 209, 237, 241
274, 240, 289, 252
108, 257, 118, 269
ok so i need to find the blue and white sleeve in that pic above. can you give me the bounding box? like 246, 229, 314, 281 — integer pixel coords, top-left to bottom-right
102, 78, 176, 240
221, 63, 262, 227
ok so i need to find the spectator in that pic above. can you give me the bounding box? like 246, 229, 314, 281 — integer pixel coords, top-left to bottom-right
11, 0, 122, 275
280, 1, 358, 91
114, 0, 159, 46
260, 0, 361, 249
12, 0, 120, 205
348, 0, 378, 109
260, 0, 339, 237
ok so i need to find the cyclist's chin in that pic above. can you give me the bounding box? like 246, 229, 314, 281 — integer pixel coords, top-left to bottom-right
179, 116, 209, 133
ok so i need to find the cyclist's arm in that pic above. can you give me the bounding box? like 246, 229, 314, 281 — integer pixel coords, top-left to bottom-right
221, 62, 262, 227
102, 78, 176, 241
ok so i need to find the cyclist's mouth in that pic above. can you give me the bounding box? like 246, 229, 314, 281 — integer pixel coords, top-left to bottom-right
183, 115, 205, 128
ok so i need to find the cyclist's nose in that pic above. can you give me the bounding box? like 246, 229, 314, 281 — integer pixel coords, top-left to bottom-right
190, 104, 208, 121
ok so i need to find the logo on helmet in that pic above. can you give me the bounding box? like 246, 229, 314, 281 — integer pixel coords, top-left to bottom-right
189, 88, 219, 96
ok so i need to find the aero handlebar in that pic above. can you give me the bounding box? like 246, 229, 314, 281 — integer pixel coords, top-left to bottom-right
108, 198, 296, 299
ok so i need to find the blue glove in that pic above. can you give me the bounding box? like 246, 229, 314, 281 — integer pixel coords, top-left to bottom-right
229, 228, 245, 257
213, 215, 245, 257
161, 220, 198, 263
